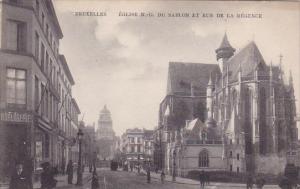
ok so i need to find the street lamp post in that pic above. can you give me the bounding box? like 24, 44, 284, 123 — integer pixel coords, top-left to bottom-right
172, 149, 176, 182
93, 151, 97, 172
138, 154, 140, 174
76, 129, 84, 186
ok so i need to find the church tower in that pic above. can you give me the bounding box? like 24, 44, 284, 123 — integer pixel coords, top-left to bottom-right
206, 73, 213, 119
96, 105, 116, 160
97, 105, 115, 140
215, 33, 235, 73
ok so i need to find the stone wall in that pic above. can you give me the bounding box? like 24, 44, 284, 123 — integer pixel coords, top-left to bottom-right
255, 155, 286, 175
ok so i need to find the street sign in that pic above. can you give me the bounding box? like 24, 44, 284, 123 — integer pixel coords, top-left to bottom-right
0, 111, 32, 123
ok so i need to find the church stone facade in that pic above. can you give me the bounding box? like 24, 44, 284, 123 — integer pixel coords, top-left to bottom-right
96, 105, 116, 160
154, 34, 297, 176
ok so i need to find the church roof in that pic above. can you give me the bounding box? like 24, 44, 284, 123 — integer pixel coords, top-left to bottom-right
226, 41, 266, 82
185, 118, 221, 141
216, 33, 235, 51
167, 62, 220, 95
185, 118, 206, 140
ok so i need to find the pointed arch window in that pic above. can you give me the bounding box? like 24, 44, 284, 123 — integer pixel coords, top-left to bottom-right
199, 149, 209, 167
245, 87, 253, 155
231, 89, 237, 107
200, 130, 207, 141
259, 87, 267, 155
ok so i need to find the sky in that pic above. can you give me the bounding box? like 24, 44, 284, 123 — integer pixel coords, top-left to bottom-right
53, 1, 300, 136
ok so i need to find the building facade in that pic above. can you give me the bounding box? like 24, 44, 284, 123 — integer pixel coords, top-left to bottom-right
0, 0, 80, 183
80, 122, 97, 170
96, 105, 116, 160
120, 128, 154, 168
155, 34, 297, 176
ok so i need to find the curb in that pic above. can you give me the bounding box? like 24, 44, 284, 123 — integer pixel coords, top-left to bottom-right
148, 174, 279, 188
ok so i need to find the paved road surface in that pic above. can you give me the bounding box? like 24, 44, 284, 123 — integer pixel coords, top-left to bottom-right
57, 168, 280, 189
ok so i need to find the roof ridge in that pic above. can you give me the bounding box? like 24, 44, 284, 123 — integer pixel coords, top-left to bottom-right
169, 62, 218, 66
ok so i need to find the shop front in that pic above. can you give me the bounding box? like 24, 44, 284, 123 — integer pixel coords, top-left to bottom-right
0, 110, 33, 183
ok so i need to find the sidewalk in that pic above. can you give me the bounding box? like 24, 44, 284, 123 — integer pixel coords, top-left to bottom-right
33, 170, 92, 189
147, 171, 280, 189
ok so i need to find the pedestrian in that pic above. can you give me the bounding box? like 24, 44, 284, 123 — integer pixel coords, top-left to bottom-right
23, 157, 34, 189
147, 167, 151, 183
279, 176, 293, 189
199, 170, 206, 189
40, 162, 57, 189
89, 164, 93, 173
161, 171, 165, 184
9, 163, 31, 189
91, 171, 99, 189
66, 160, 73, 184
205, 172, 210, 185
255, 176, 265, 189
61, 159, 65, 175
246, 174, 254, 189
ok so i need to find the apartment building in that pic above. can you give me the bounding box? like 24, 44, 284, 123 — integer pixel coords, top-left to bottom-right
120, 128, 154, 168
0, 0, 80, 182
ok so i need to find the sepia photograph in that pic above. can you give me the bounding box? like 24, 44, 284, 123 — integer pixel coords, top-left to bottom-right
0, 0, 299, 189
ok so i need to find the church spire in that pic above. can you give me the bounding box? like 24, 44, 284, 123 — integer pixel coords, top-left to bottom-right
289, 70, 293, 86
208, 72, 213, 86
238, 62, 242, 83
216, 33, 235, 73
206, 73, 213, 120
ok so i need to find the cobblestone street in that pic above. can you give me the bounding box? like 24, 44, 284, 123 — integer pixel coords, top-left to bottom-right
66, 168, 280, 189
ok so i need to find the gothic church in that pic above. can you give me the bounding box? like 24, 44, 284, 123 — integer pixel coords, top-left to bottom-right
156, 33, 297, 176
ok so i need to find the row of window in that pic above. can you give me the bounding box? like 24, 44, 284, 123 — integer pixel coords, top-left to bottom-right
129, 145, 143, 153
198, 150, 240, 172
35, 31, 74, 122
229, 151, 240, 160
35, 0, 59, 59
229, 165, 240, 173
6, 67, 76, 138
7, 0, 71, 109
129, 137, 143, 143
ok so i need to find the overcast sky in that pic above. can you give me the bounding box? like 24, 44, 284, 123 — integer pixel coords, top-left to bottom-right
53, 1, 300, 136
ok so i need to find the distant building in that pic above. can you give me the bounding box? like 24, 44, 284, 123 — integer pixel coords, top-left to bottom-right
120, 128, 154, 168
96, 105, 116, 160
144, 129, 154, 163
81, 122, 97, 169
156, 34, 297, 176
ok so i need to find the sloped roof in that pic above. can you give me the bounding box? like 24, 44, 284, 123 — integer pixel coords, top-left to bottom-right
227, 41, 266, 82
185, 118, 206, 140
216, 33, 235, 51
167, 62, 220, 95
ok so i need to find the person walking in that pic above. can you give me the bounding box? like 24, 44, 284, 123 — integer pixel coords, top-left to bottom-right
91, 171, 100, 189
205, 172, 210, 186
246, 174, 254, 189
279, 176, 293, 189
199, 170, 206, 189
147, 166, 151, 183
9, 163, 31, 189
161, 171, 165, 184
40, 162, 57, 189
255, 176, 265, 189
66, 160, 73, 184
